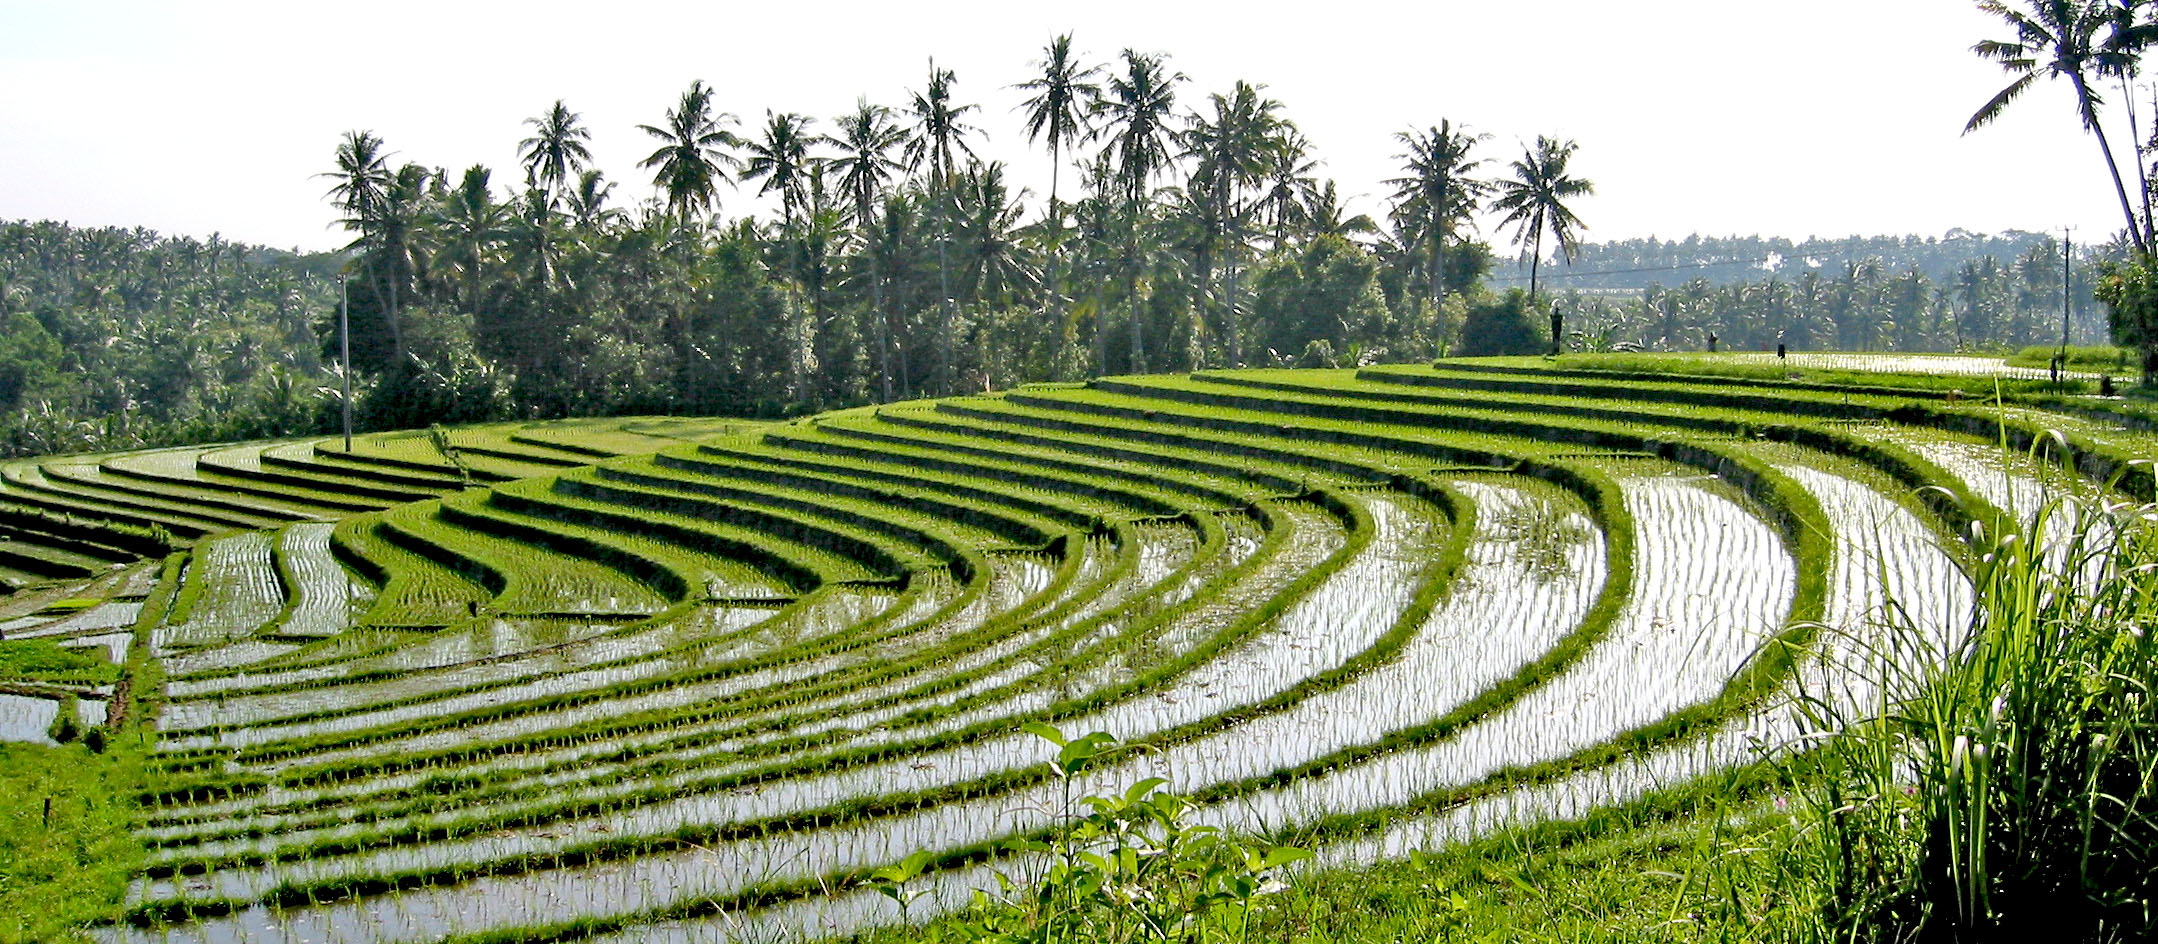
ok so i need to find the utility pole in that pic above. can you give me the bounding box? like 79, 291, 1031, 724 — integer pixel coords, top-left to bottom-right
339, 274, 353, 452
2062, 228, 2073, 359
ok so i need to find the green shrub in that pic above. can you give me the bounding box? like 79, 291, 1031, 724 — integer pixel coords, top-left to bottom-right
1456, 289, 1545, 357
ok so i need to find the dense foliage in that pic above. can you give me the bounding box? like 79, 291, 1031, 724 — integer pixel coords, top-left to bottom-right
0, 221, 340, 457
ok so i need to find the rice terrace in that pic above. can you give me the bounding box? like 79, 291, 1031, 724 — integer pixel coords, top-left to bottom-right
9, 1, 2158, 941
0, 355, 2148, 943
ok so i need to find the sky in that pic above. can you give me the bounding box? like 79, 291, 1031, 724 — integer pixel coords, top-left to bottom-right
0, 0, 2140, 254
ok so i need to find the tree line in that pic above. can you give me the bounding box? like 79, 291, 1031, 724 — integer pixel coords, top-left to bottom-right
0, 220, 340, 457
314, 37, 1609, 428
1547, 234, 2108, 355
16, 5, 2158, 459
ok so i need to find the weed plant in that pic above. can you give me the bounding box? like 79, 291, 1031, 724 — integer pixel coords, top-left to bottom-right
868, 726, 1312, 944
1780, 489, 2158, 940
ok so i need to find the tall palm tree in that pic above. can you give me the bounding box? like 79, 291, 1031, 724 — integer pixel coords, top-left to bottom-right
1181, 81, 1284, 365
320, 132, 416, 365
831, 101, 909, 233
1016, 34, 1102, 304
638, 80, 741, 221
322, 130, 392, 232
1968, 0, 2147, 253
905, 62, 981, 184
741, 111, 821, 399
905, 61, 982, 394
952, 160, 1037, 307
741, 111, 819, 228
830, 99, 909, 401
1259, 129, 1318, 251
519, 100, 593, 203
1491, 135, 1594, 304
432, 164, 508, 315
1096, 48, 1184, 372
1388, 121, 1490, 311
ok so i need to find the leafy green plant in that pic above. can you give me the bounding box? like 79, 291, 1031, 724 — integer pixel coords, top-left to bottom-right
876, 725, 1312, 944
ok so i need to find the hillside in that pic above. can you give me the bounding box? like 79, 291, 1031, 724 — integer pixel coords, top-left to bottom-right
0, 355, 2150, 942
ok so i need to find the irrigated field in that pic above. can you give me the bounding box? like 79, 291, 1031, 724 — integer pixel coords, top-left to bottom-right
0, 361, 2146, 944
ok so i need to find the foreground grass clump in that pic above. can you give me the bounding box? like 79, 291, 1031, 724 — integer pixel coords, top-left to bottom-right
0, 741, 145, 943
1776, 494, 2158, 941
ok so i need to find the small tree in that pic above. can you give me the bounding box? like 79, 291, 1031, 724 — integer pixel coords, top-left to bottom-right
1456, 288, 1545, 356
2094, 254, 2158, 385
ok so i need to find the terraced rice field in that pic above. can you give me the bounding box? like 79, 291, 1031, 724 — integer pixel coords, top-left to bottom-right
0, 363, 2148, 944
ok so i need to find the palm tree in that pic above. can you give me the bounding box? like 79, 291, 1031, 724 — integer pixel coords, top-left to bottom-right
1258, 129, 1318, 251
503, 187, 568, 291
1388, 121, 1489, 311
1491, 135, 1594, 305
1182, 81, 1284, 365
565, 169, 620, 230
952, 161, 1037, 307
1096, 48, 1184, 372
322, 130, 392, 232
830, 99, 908, 401
1968, 0, 2147, 253
519, 100, 593, 203
905, 62, 981, 184
638, 80, 741, 221
741, 111, 819, 228
741, 111, 821, 399
1302, 181, 1378, 242
320, 132, 416, 365
432, 164, 508, 314
905, 61, 982, 394
1016, 34, 1102, 303
831, 101, 909, 233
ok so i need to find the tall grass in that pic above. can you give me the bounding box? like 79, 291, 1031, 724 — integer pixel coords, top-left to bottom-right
1785, 481, 2158, 941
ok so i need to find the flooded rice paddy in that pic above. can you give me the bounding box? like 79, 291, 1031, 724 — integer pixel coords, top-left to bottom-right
80, 365, 2141, 944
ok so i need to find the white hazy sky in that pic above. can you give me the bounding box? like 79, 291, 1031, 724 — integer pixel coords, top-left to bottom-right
0, 0, 2138, 253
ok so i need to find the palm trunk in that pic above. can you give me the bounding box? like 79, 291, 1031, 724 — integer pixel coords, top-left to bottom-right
936, 191, 955, 396
871, 246, 891, 403
2126, 78, 2155, 250
1226, 217, 1244, 368
1528, 224, 1543, 302
1126, 186, 1146, 374
1046, 152, 1063, 324
2072, 72, 2149, 255
1092, 277, 1107, 377
1430, 181, 1448, 310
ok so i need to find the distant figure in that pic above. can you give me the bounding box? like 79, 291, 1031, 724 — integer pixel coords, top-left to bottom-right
1708, 332, 1718, 353
1776, 342, 1786, 361
1550, 307, 1564, 356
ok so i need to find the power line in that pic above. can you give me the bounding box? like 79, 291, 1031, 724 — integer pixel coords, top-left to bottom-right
1484, 256, 1786, 284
